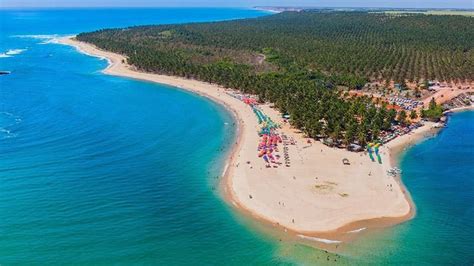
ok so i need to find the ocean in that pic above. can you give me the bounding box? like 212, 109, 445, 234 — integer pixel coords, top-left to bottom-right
0, 8, 473, 265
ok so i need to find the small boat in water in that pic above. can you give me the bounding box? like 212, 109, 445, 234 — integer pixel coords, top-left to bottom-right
0, 71, 11, 75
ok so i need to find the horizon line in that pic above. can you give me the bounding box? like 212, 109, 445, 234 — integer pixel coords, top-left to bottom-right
0, 6, 473, 10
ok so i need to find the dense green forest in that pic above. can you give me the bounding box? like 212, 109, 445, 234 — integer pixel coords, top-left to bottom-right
77, 12, 470, 145
78, 12, 473, 85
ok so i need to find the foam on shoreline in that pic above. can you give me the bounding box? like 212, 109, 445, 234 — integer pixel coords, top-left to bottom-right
297, 234, 342, 244
347, 227, 367, 233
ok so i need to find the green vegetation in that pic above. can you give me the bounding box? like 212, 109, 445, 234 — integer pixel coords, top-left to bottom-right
422, 98, 444, 121
398, 110, 408, 125
78, 12, 473, 85
77, 12, 471, 145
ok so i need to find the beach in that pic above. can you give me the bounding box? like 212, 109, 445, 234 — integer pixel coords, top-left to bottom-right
444, 105, 474, 114
58, 36, 437, 244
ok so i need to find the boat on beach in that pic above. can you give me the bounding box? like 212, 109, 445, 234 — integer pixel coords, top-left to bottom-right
387, 167, 402, 176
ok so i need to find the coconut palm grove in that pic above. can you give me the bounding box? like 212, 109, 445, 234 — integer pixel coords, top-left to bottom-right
77, 11, 473, 145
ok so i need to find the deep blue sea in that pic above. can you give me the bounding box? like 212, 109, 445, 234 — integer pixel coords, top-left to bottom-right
0, 8, 473, 265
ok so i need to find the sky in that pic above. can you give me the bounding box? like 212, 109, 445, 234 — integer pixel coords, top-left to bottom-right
1, 0, 472, 9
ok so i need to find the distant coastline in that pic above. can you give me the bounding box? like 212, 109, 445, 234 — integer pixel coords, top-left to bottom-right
253, 7, 300, 13
253, 7, 474, 17
254, 6, 474, 12
59, 36, 448, 248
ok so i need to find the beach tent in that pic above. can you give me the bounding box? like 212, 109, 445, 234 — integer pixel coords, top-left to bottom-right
348, 143, 363, 152
367, 144, 375, 162
323, 138, 335, 147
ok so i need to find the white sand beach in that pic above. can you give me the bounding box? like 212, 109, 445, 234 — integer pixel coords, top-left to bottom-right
59, 36, 439, 243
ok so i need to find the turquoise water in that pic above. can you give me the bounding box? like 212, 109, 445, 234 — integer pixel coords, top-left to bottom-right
343, 111, 474, 265
1, 8, 473, 265
0, 8, 289, 265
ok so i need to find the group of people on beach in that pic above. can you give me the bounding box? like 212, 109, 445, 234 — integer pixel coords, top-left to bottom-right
281, 134, 292, 167
229, 90, 294, 168
258, 132, 282, 168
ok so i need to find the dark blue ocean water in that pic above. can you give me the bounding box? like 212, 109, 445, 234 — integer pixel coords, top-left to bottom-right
1, 8, 473, 265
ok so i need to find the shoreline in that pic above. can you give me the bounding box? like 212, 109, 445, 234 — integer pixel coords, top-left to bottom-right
58, 36, 440, 248
444, 105, 474, 114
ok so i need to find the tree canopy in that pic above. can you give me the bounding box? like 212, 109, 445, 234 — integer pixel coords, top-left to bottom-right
422, 98, 444, 121
77, 11, 471, 145
79, 11, 473, 85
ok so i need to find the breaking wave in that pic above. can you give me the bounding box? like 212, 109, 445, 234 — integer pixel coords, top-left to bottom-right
347, 227, 367, 233
12, 34, 67, 44
297, 234, 342, 244
0, 49, 26, 58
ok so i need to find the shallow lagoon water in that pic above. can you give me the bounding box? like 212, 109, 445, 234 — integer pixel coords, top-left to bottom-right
342, 111, 474, 265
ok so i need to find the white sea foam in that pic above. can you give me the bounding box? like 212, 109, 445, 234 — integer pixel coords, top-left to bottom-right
0, 128, 17, 139
0, 49, 26, 58
6, 49, 25, 55
347, 227, 367, 233
40, 39, 58, 45
13, 34, 59, 40
297, 234, 342, 244
0, 112, 21, 139
12, 34, 66, 44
